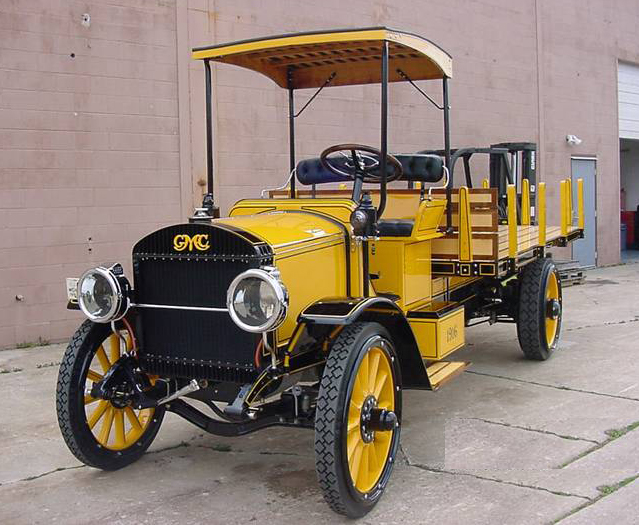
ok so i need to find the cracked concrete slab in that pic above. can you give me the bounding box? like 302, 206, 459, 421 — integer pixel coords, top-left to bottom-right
0, 264, 638, 523
0, 444, 583, 525
442, 418, 592, 471
402, 371, 638, 445
559, 478, 639, 525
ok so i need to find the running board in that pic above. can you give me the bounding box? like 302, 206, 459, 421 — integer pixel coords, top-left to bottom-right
425, 361, 470, 390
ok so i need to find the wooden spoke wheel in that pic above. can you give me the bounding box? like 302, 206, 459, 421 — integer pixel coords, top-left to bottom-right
517, 258, 563, 360
315, 322, 401, 518
56, 320, 164, 470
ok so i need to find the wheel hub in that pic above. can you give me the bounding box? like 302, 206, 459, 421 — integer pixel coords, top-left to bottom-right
546, 298, 561, 320
360, 395, 377, 443
90, 355, 156, 409
360, 394, 397, 443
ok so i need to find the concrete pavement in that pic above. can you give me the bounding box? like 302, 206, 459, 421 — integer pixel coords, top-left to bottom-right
1, 263, 638, 524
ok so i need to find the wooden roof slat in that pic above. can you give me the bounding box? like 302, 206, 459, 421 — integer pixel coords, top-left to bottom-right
263, 47, 384, 68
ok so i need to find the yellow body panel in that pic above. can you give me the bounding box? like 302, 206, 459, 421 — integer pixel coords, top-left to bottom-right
408, 306, 465, 360
217, 211, 343, 247
216, 210, 349, 343
404, 242, 432, 307
229, 198, 365, 299
369, 240, 432, 311
414, 199, 446, 237
230, 198, 355, 225
276, 241, 346, 341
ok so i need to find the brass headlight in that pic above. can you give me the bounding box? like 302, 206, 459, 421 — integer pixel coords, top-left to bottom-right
227, 267, 288, 333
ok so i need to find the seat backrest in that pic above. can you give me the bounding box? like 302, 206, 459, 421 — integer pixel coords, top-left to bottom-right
296, 154, 445, 186
394, 154, 444, 183
296, 157, 351, 186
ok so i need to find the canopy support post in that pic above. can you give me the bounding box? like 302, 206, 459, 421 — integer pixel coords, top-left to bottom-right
378, 40, 389, 219
288, 68, 296, 198
443, 77, 452, 232
203, 59, 219, 217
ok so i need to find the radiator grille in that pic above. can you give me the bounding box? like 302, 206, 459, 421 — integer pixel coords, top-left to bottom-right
132, 223, 272, 382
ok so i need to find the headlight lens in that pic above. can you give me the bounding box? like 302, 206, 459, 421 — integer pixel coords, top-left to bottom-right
77, 264, 130, 323
227, 268, 288, 333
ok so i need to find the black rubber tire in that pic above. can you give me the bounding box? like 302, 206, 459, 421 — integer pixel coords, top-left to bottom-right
517, 258, 562, 360
56, 320, 165, 470
314, 322, 401, 518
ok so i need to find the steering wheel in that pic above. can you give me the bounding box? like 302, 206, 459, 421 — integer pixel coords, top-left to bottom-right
320, 144, 403, 183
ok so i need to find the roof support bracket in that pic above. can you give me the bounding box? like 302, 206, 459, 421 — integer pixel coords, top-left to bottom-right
396, 68, 444, 110
293, 72, 337, 118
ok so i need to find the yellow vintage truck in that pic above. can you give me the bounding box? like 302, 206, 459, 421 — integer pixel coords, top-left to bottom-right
57, 28, 584, 517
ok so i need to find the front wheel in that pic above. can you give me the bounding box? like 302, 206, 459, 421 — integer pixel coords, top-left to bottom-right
517, 258, 562, 360
56, 320, 164, 470
314, 322, 401, 518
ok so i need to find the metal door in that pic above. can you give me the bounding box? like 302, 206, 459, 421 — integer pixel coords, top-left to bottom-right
571, 158, 597, 267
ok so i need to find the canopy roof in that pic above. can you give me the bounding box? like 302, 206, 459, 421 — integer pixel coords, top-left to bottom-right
192, 27, 452, 89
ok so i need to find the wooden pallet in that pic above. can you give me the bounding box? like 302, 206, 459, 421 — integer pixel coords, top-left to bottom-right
555, 260, 586, 286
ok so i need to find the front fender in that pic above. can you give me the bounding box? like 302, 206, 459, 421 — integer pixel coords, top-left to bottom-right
299, 297, 431, 390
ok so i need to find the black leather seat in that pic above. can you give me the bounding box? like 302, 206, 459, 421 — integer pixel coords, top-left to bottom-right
393, 154, 444, 183
296, 154, 444, 186
296, 157, 352, 185
296, 153, 445, 238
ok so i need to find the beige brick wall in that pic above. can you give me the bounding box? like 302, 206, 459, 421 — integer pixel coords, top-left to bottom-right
0, 0, 182, 347
2, 0, 638, 348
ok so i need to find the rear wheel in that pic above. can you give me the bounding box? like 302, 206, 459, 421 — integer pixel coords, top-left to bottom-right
56, 320, 164, 470
517, 258, 562, 360
314, 322, 401, 518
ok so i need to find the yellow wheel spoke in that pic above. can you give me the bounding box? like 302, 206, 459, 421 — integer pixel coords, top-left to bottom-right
87, 400, 109, 430
84, 395, 98, 405
95, 345, 111, 373
375, 429, 391, 444
350, 441, 364, 480
369, 351, 380, 392
97, 406, 115, 445
125, 407, 143, 432
108, 334, 120, 363
87, 369, 103, 383
114, 410, 126, 449
357, 444, 370, 488
373, 370, 388, 399
369, 442, 380, 473
347, 430, 360, 460
347, 417, 360, 433
351, 383, 364, 407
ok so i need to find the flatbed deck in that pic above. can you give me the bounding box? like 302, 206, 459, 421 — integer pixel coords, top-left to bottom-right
432, 224, 581, 261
